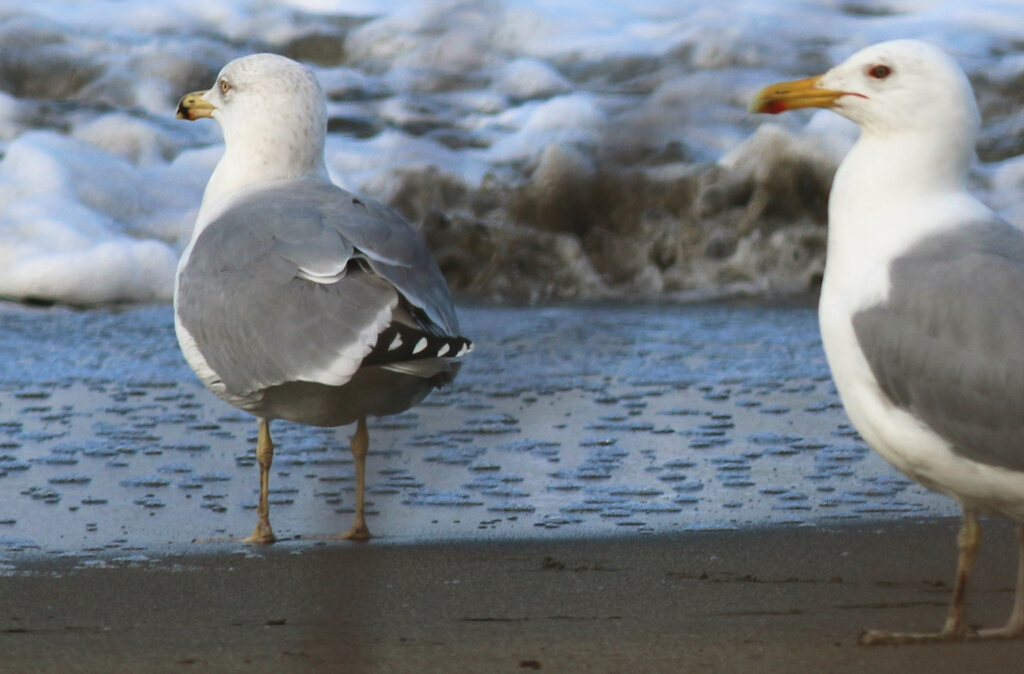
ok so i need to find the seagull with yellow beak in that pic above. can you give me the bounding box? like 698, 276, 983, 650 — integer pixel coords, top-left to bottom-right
751, 39, 1024, 645
174, 54, 472, 545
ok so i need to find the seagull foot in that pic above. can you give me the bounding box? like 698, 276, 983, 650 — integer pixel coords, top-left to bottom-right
971, 624, 1024, 641
334, 522, 371, 542
858, 627, 973, 646
242, 519, 277, 545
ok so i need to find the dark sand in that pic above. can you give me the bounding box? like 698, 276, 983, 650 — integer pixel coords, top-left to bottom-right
3, 519, 1024, 673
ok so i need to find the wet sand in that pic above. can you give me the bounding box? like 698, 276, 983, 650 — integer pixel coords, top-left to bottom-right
3, 520, 1024, 673
0, 302, 957, 556
0, 301, 1021, 671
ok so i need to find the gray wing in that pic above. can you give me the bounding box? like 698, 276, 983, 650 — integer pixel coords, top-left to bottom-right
853, 218, 1024, 472
226, 179, 458, 335
177, 179, 461, 396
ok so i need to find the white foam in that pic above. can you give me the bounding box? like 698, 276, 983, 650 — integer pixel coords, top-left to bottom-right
72, 114, 181, 167
486, 94, 607, 162
0, 0, 1021, 304
0, 131, 206, 303
493, 58, 572, 100
326, 129, 490, 195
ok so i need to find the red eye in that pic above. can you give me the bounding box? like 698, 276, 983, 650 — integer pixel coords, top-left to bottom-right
869, 64, 891, 79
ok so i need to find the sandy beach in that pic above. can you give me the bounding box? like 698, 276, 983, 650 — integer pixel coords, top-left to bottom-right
0, 302, 1020, 672
0, 2, 1024, 671
3, 521, 1024, 673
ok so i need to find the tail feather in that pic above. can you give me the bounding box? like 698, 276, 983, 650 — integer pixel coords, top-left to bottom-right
362, 323, 473, 369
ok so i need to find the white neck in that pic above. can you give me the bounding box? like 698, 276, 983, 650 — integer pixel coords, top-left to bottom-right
192, 145, 329, 242
822, 130, 987, 308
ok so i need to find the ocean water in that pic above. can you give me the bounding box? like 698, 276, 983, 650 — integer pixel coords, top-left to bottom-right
0, 302, 958, 560
0, 0, 1023, 304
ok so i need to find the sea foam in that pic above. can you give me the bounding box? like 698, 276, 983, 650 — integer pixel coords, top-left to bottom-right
0, 0, 1022, 304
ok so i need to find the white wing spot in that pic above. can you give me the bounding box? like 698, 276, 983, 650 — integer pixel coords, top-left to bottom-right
388, 333, 403, 351
437, 343, 450, 357
456, 343, 470, 357
413, 337, 428, 354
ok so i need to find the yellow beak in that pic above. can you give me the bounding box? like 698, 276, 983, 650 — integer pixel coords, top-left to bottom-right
748, 75, 846, 115
176, 91, 215, 121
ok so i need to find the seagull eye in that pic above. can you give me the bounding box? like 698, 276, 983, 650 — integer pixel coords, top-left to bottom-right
868, 64, 892, 80
219, 79, 231, 94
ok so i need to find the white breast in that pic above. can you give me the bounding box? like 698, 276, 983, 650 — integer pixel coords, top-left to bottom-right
819, 190, 1024, 520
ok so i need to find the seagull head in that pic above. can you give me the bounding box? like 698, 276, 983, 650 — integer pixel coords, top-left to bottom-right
749, 40, 979, 142
177, 53, 328, 183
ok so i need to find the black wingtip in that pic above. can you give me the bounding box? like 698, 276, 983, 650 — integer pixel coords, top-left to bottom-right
362, 325, 472, 368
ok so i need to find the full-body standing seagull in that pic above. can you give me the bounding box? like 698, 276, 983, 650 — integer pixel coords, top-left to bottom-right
175, 54, 471, 544
751, 40, 1024, 644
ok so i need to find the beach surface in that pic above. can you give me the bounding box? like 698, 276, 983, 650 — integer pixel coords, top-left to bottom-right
0, 301, 1021, 672
3, 521, 1024, 673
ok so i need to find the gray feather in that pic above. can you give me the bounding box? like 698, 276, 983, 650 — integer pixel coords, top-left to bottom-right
235, 179, 459, 335
853, 218, 1024, 472
252, 364, 459, 427
177, 178, 461, 397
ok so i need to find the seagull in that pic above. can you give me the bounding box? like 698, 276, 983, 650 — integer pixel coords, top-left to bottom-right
174, 53, 471, 545
751, 39, 1024, 644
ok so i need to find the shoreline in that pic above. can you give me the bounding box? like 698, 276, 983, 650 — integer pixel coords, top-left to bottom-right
0, 302, 959, 560
0, 301, 1015, 672
3, 520, 1024, 673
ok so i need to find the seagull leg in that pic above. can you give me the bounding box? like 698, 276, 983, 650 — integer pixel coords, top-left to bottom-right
940, 508, 980, 637
243, 418, 277, 545
337, 416, 371, 541
860, 508, 980, 645
974, 522, 1024, 640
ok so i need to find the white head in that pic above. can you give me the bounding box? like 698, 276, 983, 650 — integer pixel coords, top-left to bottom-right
818, 41, 978, 140
177, 53, 329, 198
751, 40, 979, 139
750, 39, 980, 189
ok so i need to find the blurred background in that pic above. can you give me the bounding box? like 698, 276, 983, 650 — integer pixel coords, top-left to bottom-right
1, 0, 1024, 307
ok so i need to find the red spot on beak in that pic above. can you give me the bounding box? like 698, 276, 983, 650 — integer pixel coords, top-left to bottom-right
761, 99, 789, 115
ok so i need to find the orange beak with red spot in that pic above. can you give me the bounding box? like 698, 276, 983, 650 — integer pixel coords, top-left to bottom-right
748, 75, 847, 114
